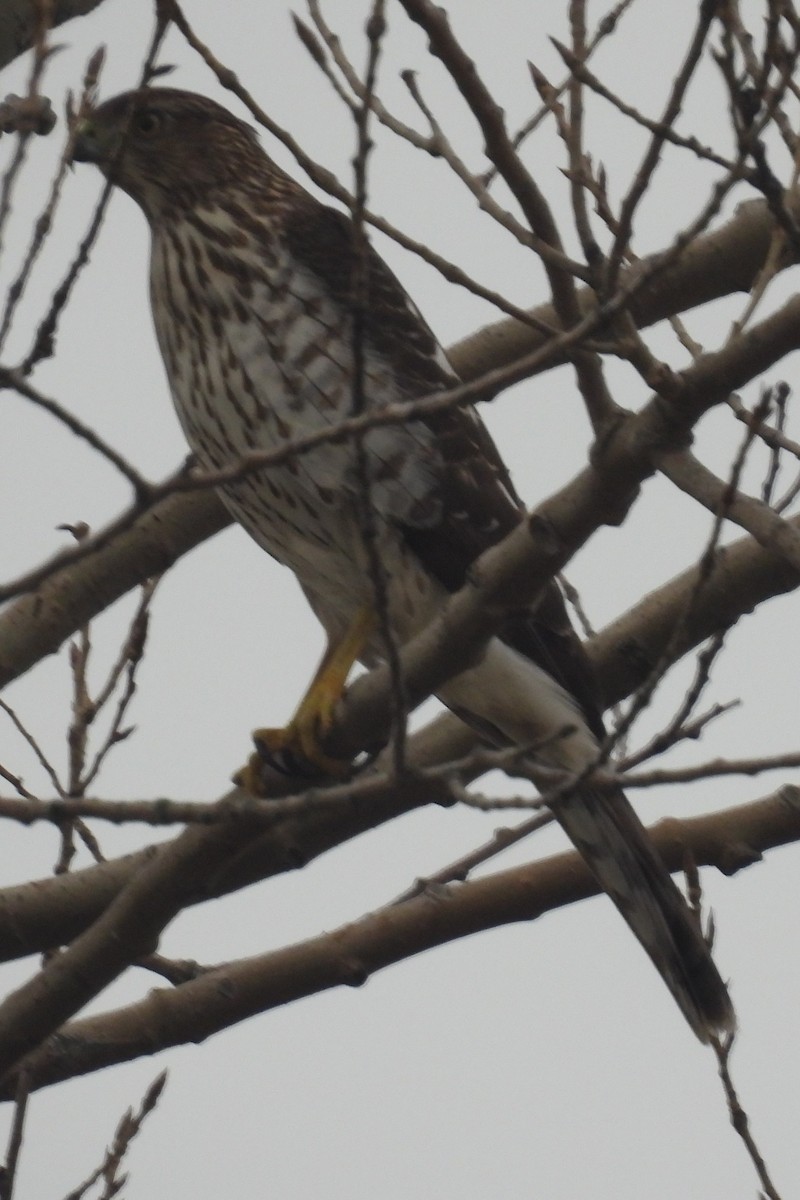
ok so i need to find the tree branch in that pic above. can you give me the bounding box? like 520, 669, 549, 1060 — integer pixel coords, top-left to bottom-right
0, 490, 230, 690
2, 186, 796, 689
2, 783, 798, 1099
2, 451, 800, 967
449, 192, 800, 382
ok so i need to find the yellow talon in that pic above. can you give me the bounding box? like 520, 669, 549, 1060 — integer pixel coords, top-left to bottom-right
234, 607, 374, 793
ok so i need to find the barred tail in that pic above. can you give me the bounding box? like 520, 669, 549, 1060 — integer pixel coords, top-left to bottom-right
556, 785, 735, 1042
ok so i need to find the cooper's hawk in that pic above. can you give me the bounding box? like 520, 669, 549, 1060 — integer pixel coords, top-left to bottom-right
73, 88, 734, 1041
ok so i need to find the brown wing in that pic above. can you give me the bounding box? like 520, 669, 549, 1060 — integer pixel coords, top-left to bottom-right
283, 195, 605, 738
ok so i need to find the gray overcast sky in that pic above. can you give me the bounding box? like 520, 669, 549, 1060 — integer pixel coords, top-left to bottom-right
1, 1, 799, 1196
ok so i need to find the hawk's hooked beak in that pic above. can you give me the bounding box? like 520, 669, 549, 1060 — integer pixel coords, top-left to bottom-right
71, 118, 113, 166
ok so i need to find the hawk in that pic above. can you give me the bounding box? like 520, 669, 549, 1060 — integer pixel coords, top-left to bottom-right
73, 88, 734, 1041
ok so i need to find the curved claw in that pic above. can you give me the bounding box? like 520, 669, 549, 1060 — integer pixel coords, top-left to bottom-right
232, 606, 373, 795
233, 729, 388, 793
254, 724, 352, 778
233, 720, 353, 795
233, 748, 348, 798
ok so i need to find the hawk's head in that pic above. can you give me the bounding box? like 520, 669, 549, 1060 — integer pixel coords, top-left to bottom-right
72, 87, 262, 215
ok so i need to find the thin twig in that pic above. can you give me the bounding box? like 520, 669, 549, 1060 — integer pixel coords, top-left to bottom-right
0, 698, 61, 796
603, 0, 717, 295
17, 11, 170, 375
0, 368, 152, 499
168, 0, 563, 335
0, 1070, 30, 1200
60, 1072, 168, 1200
610, 386, 775, 758
348, 0, 408, 776
0, 45, 106, 355
0, 0, 54, 258
711, 1033, 785, 1200
480, 0, 639, 188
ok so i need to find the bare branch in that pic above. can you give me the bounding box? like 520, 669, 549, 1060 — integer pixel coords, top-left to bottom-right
0, 368, 150, 499
0, 1070, 30, 1200
3, 783, 799, 1099
712, 1032, 785, 1200
0, 490, 229, 690
60, 1071, 167, 1200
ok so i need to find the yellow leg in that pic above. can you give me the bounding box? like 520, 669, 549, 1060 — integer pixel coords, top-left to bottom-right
234, 607, 374, 792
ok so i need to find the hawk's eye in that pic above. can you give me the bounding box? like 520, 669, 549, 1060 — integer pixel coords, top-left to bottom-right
133, 110, 162, 136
